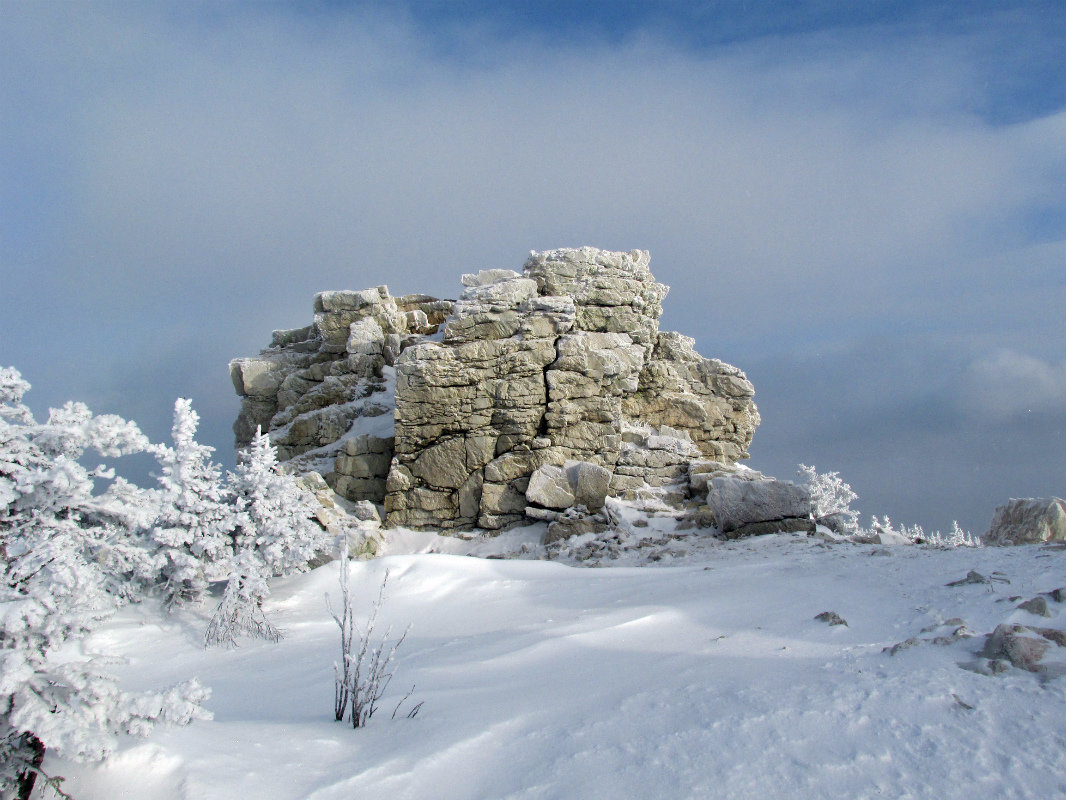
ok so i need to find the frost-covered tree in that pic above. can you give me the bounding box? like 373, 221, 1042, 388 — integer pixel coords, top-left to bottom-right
908, 520, 981, 548
867, 515, 926, 542
798, 464, 860, 533
150, 398, 234, 609
204, 546, 281, 647
206, 427, 328, 646
0, 368, 209, 798
1, 371, 214, 800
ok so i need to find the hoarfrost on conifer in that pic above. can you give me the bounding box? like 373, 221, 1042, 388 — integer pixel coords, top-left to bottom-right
206, 427, 329, 646
150, 398, 235, 609
1, 367, 210, 795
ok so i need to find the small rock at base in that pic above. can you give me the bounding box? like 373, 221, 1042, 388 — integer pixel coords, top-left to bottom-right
815, 611, 848, 627
1018, 596, 1052, 617
982, 623, 1050, 671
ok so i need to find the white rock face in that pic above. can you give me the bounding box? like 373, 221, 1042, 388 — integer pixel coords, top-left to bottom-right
232, 247, 761, 532
385, 247, 759, 530
984, 497, 1066, 545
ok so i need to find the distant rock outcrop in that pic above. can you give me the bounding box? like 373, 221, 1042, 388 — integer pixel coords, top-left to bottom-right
984, 497, 1066, 545
230, 247, 761, 532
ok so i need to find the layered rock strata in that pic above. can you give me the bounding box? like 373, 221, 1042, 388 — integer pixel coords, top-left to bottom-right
231, 247, 761, 531
230, 287, 452, 504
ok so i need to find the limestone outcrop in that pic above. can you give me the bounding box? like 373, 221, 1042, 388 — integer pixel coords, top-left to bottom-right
230, 287, 451, 506
984, 497, 1066, 545
230, 247, 761, 532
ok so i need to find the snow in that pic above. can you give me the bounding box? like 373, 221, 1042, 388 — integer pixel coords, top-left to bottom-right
267, 367, 397, 476
42, 535, 1066, 799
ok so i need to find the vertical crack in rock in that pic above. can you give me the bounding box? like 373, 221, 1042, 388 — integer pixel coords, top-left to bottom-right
230, 247, 759, 532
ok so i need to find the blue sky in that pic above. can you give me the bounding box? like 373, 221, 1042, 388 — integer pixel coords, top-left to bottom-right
3, 1, 1065, 534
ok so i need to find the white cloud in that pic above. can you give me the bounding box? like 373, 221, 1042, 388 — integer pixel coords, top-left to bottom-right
961, 350, 1066, 419
5, 5, 1063, 355
3, 2, 1065, 533
65, 15, 1059, 310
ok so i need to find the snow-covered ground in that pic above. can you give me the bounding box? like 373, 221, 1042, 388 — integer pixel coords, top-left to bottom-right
43, 532, 1066, 799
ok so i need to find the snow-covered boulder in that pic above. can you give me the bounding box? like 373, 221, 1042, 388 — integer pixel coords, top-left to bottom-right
706, 476, 813, 538
984, 497, 1066, 545
981, 623, 1052, 671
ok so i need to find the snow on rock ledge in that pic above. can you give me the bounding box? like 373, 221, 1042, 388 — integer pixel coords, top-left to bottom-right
230, 247, 761, 532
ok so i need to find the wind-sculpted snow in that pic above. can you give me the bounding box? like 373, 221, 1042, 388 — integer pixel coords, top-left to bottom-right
45, 534, 1066, 799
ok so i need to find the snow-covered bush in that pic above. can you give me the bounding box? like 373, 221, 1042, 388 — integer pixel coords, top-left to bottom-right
149, 398, 234, 609
204, 546, 281, 646
798, 464, 860, 533
206, 427, 330, 646
866, 514, 925, 542
1, 367, 209, 798
922, 521, 981, 548
327, 554, 419, 728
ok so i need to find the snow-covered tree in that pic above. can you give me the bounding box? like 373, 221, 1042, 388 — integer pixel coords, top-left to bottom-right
916, 520, 981, 548
206, 427, 328, 646
150, 398, 234, 609
0, 368, 209, 797
203, 546, 281, 647
798, 464, 860, 533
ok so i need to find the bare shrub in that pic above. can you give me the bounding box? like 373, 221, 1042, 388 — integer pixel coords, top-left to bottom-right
327, 551, 420, 728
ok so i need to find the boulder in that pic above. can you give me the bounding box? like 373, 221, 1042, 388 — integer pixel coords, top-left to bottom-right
706, 476, 812, 537
1017, 596, 1052, 617
982, 624, 1051, 671
984, 497, 1066, 545
526, 464, 575, 509
565, 460, 611, 512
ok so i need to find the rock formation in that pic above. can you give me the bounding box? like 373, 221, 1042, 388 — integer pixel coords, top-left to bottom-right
984, 497, 1066, 545
230, 247, 761, 532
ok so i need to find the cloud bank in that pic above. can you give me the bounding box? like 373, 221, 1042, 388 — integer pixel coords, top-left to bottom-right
961, 350, 1066, 420
2, 2, 1064, 533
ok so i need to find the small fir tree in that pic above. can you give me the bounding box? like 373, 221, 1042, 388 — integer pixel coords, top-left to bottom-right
203, 546, 281, 647
206, 427, 328, 646
150, 398, 234, 609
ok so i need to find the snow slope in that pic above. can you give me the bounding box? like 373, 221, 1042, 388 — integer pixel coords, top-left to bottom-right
43, 535, 1066, 799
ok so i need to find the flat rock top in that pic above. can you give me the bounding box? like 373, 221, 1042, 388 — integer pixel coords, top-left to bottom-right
524, 247, 653, 278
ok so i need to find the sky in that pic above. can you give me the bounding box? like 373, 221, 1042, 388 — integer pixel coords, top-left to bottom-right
2, 0, 1065, 535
